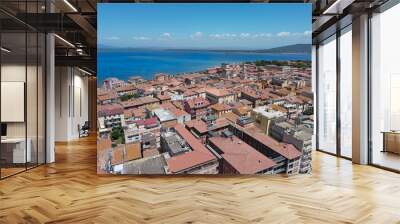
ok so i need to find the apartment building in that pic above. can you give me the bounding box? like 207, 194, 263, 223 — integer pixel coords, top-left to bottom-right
207, 133, 276, 174
183, 97, 211, 119
251, 105, 286, 135
205, 87, 236, 104
164, 124, 219, 174
229, 124, 302, 175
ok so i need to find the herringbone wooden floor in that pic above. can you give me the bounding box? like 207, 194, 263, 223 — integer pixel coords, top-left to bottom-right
1, 136, 400, 224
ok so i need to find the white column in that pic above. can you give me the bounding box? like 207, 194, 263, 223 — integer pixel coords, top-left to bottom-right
46, 32, 55, 163
352, 14, 369, 164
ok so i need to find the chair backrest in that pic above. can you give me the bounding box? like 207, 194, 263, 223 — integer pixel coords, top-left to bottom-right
81, 121, 90, 130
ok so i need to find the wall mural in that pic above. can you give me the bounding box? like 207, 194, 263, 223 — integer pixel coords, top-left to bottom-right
97, 3, 313, 175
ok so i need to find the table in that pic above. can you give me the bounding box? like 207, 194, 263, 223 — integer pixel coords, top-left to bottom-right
382, 131, 400, 154
1, 138, 31, 164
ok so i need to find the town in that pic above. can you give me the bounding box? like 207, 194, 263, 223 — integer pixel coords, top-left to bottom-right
97, 60, 313, 175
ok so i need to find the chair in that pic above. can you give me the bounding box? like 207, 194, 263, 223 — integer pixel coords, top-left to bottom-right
79, 121, 90, 138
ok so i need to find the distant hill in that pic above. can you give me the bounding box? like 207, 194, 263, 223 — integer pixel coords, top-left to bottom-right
251, 44, 311, 54
168, 44, 311, 54
98, 44, 312, 54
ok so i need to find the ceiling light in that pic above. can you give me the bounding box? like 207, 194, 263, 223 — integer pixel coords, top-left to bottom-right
78, 67, 93, 76
63, 0, 78, 12
54, 34, 75, 48
323, 0, 355, 15
1, 47, 11, 53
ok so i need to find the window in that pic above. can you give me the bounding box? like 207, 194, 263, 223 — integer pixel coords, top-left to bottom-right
317, 35, 337, 154
339, 26, 352, 158
370, 3, 400, 171
0, 1, 46, 179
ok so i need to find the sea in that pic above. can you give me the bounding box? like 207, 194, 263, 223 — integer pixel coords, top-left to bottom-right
97, 49, 311, 83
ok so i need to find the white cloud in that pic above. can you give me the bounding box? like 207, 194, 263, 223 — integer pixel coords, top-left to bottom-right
260, 33, 272, 37
105, 36, 120, 40
209, 33, 241, 40
132, 36, 151, 40
304, 30, 312, 36
277, 32, 291, 37
190, 31, 203, 39
209, 32, 273, 40
161, 32, 171, 38
240, 33, 251, 38
209, 33, 228, 39
252, 33, 272, 38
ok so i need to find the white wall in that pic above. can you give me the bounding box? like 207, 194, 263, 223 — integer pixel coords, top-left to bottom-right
55, 67, 89, 141
1, 64, 26, 138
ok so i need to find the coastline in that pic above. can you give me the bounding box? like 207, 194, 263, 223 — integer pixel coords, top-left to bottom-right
98, 49, 311, 83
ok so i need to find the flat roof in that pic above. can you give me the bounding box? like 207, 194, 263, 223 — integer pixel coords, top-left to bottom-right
122, 154, 167, 174
252, 106, 285, 118
153, 108, 176, 122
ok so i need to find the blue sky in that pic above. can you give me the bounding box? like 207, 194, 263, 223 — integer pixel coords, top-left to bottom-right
98, 3, 311, 50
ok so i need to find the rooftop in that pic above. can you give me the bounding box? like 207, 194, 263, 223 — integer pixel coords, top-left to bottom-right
97, 104, 124, 117
243, 126, 301, 160
209, 136, 276, 174
97, 91, 118, 102
185, 118, 230, 135
153, 108, 176, 122
252, 106, 286, 118
166, 124, 216, 173
210, 103, 232, 112
205, 87, 233, 97
124, 142, 142, 162
121, 96, 159, 109
134, 117, 159, 129
122, 154, 167, 175
162, 132, 190, 156
185, 97, 210, 109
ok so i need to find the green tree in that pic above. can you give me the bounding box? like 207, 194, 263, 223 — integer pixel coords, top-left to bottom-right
110, 126, 125, 144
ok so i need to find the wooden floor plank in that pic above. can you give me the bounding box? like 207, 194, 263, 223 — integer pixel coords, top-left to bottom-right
0, 136, 400, 224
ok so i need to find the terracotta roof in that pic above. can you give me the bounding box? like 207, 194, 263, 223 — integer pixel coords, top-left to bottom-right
221, 112, 240, 124
124, 142, 142, 162
243, 126, 301, 160
187, 118, 230, 134
183, 89, 198, 97
97, 91, 118, 101
134, 117, 159, 128
124, 107, 146, 119
97, 138, 112, 153
185, 97, 210, 109
121, 96, 159, 109
156, 94, 171, 101
171, 108, 189, 117
97, 104, 124, 117
205, 87, 233, 97
209, 136, 276, 174
115, 84, 136, 93
210, 103, 232, 112
166, 124, 216, 173
232, 103, 251, 116
160, 102, 177, 110
172, 100, 184, 110
271, 104, 288, 113
111, 145, 124, 166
